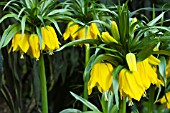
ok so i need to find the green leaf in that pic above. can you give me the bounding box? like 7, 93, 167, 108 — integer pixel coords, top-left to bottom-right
0, 24, 21, 49
0, 13, 18, 23
147, 12, 165, 26
112, 65, 123, 109
36, 27, 43, 49
83, 111, 102, 113
59, 108, 82, 113
70, 92, 100, 112
3, 0, 16, 10
44, 16, 62, 35
152, 50, 170, 56
158, 56, 167, 86
100, 93, 108, 113
37, 15, 45, 26
110, 105, 118, 113
55, 39, 100, 52
21, 15, 27, 35
18, 7, 26, 18
137, 42, 157, 62
47, 9, 68, 16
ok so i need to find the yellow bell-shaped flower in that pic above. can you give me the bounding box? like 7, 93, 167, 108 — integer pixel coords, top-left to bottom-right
63, 21, 79, 40
78, 26, 93, 39
118, 68, 145, 101
28, 34, 40, 60
90, 23, 100, 39
140, 58, 163, 88
41, 26, 60, 53
88, 62, 113, 95
10, 32, 30, 53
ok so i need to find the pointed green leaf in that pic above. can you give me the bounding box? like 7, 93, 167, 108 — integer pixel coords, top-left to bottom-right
0, 13, 18, 23
70, 92, 100, 112
158, 56, 167, 86
44, 16, 62, 35
36, 27, 43, 49
55, 39, 100, 52
0, 24, 21, 49
112, 65, 123, 109
21, 15, 27, 35
147, 12, 165, 26
59, 108, 82, 113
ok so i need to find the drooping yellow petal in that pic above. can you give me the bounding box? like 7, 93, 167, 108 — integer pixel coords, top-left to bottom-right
118, 68, 145, 101
63, 21, 79, 41
144, 58, 164, 87
41, 26, 60, 51
88, 62, 113, 95
90, 23, 100, 39
137, 60, 151, 89
18, 32, 30, 53
101, 32, 118, 43
97, 63, 113, 92
47, 26, 60, 50
78, 26, 92, 39
148, 55, 160, 65
29, 34, 40, 60
126, 53, 137, 72
69, 22, 79, 40
11, 33, 21, 52
63, 22, 71, 40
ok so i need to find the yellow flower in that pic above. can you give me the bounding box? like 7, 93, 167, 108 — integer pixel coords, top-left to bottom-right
41, 26, 60, 53
118, 68, 145, 101
78, 26, 93, 39
138, 58, 164, 88
63, 21, 79, 40
89, 23, 100, 39
28, 34, 40, 60
159, 92, 170, 109
126, 53, 137, 72
63, 22, 100, 41
88, 62, 113, 95
10, 32, 30, 53
101, 32, 118, 43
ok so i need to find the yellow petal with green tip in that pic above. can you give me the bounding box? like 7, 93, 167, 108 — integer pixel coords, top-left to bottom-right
126, 53, 137, 72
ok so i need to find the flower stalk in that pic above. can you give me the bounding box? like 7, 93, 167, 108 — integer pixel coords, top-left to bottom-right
148, 86, 155, 113
39, 55, 48, 113
83, 44, 90, 111
119, 97, 126, 113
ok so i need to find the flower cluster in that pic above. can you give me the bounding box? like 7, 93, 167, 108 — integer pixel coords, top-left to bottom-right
10, 26, 60, 60
63, 21, 100, 41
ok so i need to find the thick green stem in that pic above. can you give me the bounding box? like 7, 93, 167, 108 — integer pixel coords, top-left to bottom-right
148, 86, 155, 113
119, 97, 126, 113
83, 44, 90, 111
39, 55, 48, 113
